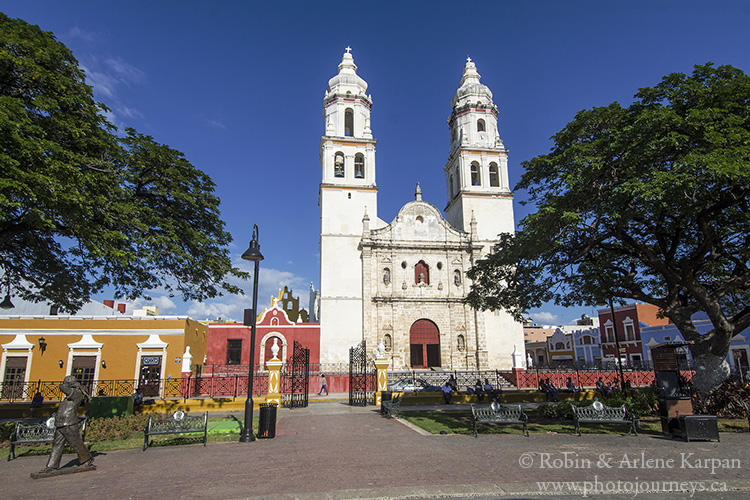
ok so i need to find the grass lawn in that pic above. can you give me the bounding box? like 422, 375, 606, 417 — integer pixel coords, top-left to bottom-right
401, 409, 749, 436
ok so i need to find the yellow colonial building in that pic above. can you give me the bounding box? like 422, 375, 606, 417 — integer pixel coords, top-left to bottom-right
0, 299, 207, 400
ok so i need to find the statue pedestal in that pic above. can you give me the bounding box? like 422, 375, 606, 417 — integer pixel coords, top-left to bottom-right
374, 357, 389, 406
265, 359, 283, 407
31, 464, 96, 479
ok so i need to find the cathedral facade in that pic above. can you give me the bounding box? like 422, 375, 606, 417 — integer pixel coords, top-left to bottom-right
319, 49, 525, 370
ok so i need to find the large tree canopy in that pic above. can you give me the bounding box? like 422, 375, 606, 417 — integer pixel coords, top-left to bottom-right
467, 63, 750, 391
0, 14, 245, 312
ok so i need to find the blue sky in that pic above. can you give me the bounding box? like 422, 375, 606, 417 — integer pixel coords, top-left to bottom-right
4, 1, 749, 324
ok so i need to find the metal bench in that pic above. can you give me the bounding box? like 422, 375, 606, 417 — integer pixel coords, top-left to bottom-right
8, 416, 87, 461
572, 400, 638, 436
143, 410, 208, 451
470, 403, 529, 437
382, 393, 403, 419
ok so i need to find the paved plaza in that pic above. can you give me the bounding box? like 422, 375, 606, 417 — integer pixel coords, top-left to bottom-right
2, 399, 749, 500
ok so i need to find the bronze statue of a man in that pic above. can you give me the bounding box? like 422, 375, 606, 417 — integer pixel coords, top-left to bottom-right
40, 375, 94, 473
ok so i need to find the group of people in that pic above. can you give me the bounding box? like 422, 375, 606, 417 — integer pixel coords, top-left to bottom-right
539, 377, 586, 402
441, 376, 501, 404
595, 377, 632, 397
539, 378, 559, 402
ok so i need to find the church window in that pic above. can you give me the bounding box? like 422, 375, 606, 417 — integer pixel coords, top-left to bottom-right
449, 174, 454, 198
344, 108, 354, 136
471, 162, 481, 186
401, 261, 407, 269
354, 153, 365, 178
489, 163, 499, 187
436, 262, 442, 270
334, 152, 344, 177
457, 334, 466, 352
410, 319, 440, 368
415, 260, 429, 285
383, 268, 391, 285
453, 269, 462, 286
477, 119, 485, 132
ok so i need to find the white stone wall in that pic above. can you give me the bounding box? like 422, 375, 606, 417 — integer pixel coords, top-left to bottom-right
362, 198, 490, 369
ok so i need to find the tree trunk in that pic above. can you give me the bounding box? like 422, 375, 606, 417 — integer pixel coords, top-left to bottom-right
692, 353, 730, 393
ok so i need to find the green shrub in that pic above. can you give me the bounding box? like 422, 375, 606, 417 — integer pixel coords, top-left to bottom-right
604, 387, 660, 417
0, 422, 15, 443
538, 401, 580, 420
86, 414, 150, 442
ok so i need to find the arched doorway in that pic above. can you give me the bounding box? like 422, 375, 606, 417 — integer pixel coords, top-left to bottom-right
410, 319, 440, 368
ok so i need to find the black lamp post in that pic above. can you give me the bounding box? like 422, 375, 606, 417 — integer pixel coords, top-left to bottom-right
240, 224, 263, 443
607, 298, 626, 389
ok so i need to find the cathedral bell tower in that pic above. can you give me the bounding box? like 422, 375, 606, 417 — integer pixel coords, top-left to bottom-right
318, 48, 378, 363
444, 57, 514, 242
443, 57, 524, 369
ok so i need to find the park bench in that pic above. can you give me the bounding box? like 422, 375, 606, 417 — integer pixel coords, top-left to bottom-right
143, 410, 208, 451
381, 393, 403, 419
8, 416, 87, 461
470, 403, 529, 437
572, 400, 638, 436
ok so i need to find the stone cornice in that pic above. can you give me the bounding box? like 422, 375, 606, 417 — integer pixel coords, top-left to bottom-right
372, 296, 468, 304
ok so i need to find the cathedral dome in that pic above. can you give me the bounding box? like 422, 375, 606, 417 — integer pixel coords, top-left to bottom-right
451, 57, 493, 108
327, 48, 368, 95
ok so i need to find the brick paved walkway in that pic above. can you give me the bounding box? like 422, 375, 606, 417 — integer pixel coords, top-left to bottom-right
2, 401, 749, 500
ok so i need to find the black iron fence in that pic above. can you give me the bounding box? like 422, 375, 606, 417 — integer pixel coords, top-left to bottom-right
0, 372, 270, 403
388, 370, 512, 392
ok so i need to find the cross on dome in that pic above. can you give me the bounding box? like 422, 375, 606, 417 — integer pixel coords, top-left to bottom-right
345, 46, 352, 53
466, 56, 472, 63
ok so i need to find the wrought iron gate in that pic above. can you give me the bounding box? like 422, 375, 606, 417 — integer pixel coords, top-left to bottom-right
283, 340, 309, 408
349, 340, 374, 406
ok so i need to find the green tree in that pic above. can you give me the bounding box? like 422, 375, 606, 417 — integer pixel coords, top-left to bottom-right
0, 14, 245, 312
467, 64, 750, 392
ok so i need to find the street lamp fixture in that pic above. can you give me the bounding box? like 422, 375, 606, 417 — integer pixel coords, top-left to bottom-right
240, 224, 264, 443
0, 271, 13, 309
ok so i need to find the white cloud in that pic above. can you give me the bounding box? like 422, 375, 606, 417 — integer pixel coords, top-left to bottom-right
79, 56, 145, 129
104, 58, 145, 86
529, 311, 559, 325
207, 120, 227, 130
178, 257, 313, 322
66, 26, 96, 42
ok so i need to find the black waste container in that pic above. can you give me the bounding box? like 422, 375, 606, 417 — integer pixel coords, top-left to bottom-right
257, 403, 278, 439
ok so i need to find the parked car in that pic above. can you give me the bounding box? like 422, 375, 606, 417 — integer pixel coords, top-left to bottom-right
388, 378, 440, 392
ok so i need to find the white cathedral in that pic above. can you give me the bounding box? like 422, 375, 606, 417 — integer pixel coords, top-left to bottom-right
318, 49, 525, 370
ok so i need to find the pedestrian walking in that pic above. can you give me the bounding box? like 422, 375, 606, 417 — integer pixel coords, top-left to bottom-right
318, 374, 329, 395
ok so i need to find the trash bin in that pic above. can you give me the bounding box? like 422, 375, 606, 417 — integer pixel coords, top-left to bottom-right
380, 391, 392, 416
257, 403, 277, 439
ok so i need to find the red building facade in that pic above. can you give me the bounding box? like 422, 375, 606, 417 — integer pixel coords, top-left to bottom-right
206, 302, 320, 372
597, 303, 669, 366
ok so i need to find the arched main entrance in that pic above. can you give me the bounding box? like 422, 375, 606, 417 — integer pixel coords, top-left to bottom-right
410, 319, 440, 368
